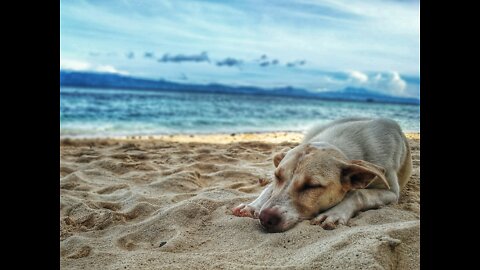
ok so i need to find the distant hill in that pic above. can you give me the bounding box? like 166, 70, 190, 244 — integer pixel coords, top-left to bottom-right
60, 70, 420, 105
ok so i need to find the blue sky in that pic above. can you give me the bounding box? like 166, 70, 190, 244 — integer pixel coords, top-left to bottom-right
60, 0, 420, 98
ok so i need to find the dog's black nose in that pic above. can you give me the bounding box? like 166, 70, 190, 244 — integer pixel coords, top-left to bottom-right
259, 208, 282, 230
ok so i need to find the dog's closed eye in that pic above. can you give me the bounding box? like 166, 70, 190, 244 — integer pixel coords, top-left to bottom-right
299, 183, 323, 192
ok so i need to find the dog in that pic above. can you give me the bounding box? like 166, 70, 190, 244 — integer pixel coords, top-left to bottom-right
232, 117, 412, 232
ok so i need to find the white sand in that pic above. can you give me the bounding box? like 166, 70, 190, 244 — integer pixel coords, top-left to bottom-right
60, 132, 420, 269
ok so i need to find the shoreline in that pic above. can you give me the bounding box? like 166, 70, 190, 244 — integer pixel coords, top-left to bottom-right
60, 131, 420, 144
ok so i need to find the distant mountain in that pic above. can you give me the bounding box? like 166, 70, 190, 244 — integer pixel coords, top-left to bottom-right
60, 70, 419, 105
313, 87, 420, 104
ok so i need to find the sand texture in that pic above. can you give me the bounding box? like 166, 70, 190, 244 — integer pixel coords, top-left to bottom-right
60, 132, 420, 269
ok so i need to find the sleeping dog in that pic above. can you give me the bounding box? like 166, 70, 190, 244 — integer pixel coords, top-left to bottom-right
232, 117, 412, 232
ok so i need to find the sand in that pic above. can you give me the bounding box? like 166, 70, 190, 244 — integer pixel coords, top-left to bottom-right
60, 132, 420, 269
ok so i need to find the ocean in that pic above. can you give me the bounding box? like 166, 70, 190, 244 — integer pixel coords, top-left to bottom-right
60, 87, 420, 138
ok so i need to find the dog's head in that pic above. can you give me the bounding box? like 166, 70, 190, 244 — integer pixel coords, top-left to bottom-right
259, 143, 389, 232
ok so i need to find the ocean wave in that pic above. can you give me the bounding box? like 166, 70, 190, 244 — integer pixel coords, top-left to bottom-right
60, 87, 419, 137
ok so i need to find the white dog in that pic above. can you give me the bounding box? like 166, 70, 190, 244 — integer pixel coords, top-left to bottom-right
233, 117, 412, 232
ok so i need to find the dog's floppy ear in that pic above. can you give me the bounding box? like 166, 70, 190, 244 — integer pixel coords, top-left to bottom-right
339, 159, 389, 189
273, 147, 291, 167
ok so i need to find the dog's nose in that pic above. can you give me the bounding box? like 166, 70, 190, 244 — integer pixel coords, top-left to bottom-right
259, 208, 282, 230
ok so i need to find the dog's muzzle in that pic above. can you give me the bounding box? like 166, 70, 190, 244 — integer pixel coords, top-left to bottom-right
259, 208, 283, 232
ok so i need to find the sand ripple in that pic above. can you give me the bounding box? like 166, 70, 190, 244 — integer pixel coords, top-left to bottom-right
60, 135, 420, 269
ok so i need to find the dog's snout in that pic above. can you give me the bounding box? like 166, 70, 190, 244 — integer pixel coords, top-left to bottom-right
259, 208, 282, 230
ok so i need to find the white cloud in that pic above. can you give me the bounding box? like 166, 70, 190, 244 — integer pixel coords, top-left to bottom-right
344, 70, 407, 96
96, 65, 127, 74
60, 59, 129, 75
349, 70, 368, 83
371, 71, 406, 95
60, 59, 91, 71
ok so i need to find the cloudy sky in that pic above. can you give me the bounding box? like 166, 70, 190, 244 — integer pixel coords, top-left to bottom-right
60, 0, 420, 98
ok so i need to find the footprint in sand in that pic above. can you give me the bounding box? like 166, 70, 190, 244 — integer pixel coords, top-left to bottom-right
149, 170, 203, 193
116, 228, 176, 251
120, 202, 157, 221
96, 184, 129, 194
65, 245, 92, 259
60, 165, 75, 177
60, 172, 93, 191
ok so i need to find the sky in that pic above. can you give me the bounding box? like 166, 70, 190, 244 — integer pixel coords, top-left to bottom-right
60, 0, 420, 98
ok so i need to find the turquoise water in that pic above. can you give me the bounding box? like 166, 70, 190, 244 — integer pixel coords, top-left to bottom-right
60, 87, 420, 137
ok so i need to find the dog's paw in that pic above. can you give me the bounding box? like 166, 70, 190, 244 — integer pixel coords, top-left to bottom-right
232, 204, 259, 218
310, 211, 349, 230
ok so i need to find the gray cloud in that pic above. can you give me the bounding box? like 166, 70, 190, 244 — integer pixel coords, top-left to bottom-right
153, 51, 295, 70
286, 60, 306, 67
159, 51, 210, 63
259, 59, 279, 67
216, 57, 243, 67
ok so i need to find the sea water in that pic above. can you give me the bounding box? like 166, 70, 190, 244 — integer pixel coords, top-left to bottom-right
60, 87, 420, 138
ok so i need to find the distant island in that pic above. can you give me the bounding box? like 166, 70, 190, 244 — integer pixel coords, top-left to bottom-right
60, 70, 420, 105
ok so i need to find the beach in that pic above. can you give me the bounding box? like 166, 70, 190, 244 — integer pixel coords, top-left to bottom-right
60, 132, 420, 269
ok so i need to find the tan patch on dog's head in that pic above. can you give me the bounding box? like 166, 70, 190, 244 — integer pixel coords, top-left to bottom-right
271, 143, 388, 220
288, 148, 347, 218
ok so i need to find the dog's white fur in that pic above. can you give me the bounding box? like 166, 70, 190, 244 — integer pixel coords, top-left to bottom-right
232, 117, 412, 232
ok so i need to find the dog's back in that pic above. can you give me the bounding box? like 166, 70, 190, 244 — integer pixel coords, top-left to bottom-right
304, 117, 412, 191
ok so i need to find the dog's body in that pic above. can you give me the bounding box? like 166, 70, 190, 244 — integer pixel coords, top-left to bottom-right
233, 117, 412, 232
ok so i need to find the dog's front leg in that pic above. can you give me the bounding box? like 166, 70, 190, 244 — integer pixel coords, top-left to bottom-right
311, 189, 397, 229
232, 183, 274, 219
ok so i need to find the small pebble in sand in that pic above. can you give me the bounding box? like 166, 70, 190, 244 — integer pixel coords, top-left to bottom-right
378, 236, 402, 248
159, 241, 167, 247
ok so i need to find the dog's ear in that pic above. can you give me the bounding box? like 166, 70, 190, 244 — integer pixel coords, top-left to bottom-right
339, 160, 389, 189
273, 147, 291, 167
